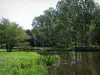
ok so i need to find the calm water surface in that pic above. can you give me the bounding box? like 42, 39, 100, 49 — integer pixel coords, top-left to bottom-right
44, 51, 100, 75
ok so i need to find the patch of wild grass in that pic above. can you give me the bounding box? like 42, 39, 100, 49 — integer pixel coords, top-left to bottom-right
0, 52, 46, 75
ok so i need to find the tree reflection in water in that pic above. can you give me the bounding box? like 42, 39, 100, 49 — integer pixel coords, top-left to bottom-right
47, 52, 100, 75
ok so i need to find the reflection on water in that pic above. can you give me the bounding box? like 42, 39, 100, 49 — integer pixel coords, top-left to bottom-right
46, 52, 100, 75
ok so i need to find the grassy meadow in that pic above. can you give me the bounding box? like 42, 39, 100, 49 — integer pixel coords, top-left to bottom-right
0, 52, 46, 75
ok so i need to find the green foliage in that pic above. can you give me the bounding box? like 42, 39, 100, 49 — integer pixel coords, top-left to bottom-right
0, 18, 29, 51
39, 55, 60, 65
0, 52, 46, 75
32, 0, 100, 48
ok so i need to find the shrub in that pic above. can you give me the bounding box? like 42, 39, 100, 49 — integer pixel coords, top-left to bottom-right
39, 55, 60, 66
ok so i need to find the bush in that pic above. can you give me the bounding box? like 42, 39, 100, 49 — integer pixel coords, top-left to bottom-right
39, 55, 60, 66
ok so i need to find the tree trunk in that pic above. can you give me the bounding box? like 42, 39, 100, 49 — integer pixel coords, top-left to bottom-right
0, 44, 3, 48
6, 44, 12, 52
84, 0, 88, 47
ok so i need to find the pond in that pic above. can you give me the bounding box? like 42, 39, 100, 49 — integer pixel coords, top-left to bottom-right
40, 51, 100, 75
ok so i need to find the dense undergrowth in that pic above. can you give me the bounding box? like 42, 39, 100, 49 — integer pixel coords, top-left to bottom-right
0, 52, 46, 75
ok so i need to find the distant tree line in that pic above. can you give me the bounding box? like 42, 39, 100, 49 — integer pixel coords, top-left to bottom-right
32, 0, 100, 48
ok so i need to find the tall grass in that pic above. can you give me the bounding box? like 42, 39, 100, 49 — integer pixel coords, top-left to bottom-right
0, 52, 46, 75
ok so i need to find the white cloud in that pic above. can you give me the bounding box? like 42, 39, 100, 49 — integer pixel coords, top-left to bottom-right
0, 0, 58, 29
95, 0, 100, 4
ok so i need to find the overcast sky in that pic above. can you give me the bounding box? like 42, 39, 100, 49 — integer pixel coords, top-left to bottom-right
0, 0, 100, 30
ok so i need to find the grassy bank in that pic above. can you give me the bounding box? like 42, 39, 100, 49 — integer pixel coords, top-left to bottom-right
0, 52, 46, 75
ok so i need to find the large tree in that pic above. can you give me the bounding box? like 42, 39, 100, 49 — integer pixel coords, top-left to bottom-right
0, 18, 29, 52
32, 7, 57, 47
